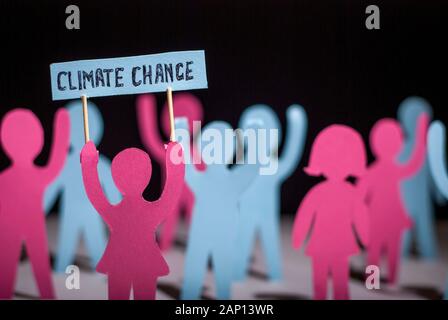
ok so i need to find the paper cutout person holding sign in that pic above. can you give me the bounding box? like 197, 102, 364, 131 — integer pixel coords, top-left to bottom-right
49, 50, 205, 299
292, 125, 369, 300
44, 101, 121, 272
235, 104, 307, 281
0, 108, 70, 299
362, 114, 428, 285
177, 119, 259, 300
81, 140, 184, 300
137, 93, 204, 251
398, 97, 441, 260
427, 120, 448, 299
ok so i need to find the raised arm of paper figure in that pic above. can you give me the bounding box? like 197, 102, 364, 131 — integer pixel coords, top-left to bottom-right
428, 121, 448, 199
292, 187, 318, 249
154, 142, 185, 220
81, 141, 113, 218
136, 94, 165, 164
41, 108, 70, 183
98, 155, 122, 205
43, 168, 66, 214
278, 105, 307, 180
399, 113, 429, 178
175, 118, 202, 191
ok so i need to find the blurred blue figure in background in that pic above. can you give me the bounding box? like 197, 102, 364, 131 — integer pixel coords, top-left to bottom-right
428, 120, 448, 299
234, 104, 307, 281
44, 100, 121, 272
177, 119, 259, 300
399, 97, 442, 260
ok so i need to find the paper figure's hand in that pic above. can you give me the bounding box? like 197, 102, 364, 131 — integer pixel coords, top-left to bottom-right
287, 105, 301, 120
80, 141, 99, 164
165, 141, 184, 164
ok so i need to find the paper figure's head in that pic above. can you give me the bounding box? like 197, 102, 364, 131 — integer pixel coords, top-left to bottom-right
1, 108, 44, 163
196, 121, 235, 172
162, 93, 203, 137
66, 100, 104, 150
370, 118, 404, 160
398, 96, 433, 136
239, 104, 281, 153
111, 148, 152, 196
305, 125, 366, 179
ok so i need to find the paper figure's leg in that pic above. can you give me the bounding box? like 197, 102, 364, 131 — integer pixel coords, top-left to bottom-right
444, 277, 448, 300
159, 206, 179, 251
386, 235, 402, 285
180, 235, 209, 300
332, 257, 350, 300
54, 214, 80, 273
83, 214, 107, 269
415, 203, 438, 260
213, 247, 234, 300
184, 189, 195, 225
108, 274, 132, 300
367, 242, 381, 270
0, 234, 22, 299
133, 274, 157, 300
312, 257, 329, 300
234, 213, 257, 282
25, 228, 55, 299
401, 229, 412, 259
259, 211, 282, 281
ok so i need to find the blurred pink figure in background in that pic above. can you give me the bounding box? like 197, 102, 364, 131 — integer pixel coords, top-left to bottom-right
292, 125, 369, 300
0, 108, 70, 299
81, 141, 184, 300
362, 114, 428, 285
137, 93, 204, 251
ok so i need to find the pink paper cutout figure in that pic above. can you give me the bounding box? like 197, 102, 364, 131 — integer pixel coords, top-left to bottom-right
362, 114, 429, 285
292, 125, 369, 300
80, 141, 184, 300
137, 93, 204, 251
0, 108, 70, 299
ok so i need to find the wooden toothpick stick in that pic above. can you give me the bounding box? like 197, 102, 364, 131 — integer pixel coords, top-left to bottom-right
167, 87, 176, 142
81, 95, 90, 143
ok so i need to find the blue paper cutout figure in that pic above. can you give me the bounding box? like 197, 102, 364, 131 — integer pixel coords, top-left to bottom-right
176, 118, 259, 300
234, 104, 307, 281
44, 100, 121, 272
427, 120, 448, 299
398, 97, 442, 260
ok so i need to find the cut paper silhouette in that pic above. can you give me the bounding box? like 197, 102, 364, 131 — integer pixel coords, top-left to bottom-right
427, 120, 448, 300
398, 97, 441, 260
177, 119, 259, 300
81, 141, 184, 300
0, 108, 70, 299
137, 93, 204, 251
235, 104, 307, 282
44, 100, 121, 272
362, 114, 428, 286
292, 125, 369, 300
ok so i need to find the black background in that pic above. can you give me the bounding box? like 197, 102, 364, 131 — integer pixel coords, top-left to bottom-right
0, 0, 447, 216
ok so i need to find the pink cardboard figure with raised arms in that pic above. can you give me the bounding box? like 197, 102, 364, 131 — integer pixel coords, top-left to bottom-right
292, 125, 369, 300
362, 114, 428, 285
137, 93, 204, 251
0, 108, 70, 299
80, 140, 184, 300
